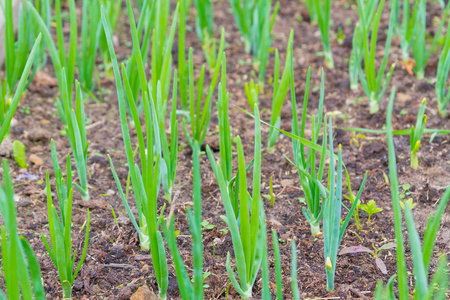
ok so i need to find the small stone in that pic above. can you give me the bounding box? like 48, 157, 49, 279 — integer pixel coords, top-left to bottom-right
130, 285, 158, 300
10, 118, 18, 127
29, 154, 43, 166
0, 138, 13, 157
27, 128, 51, 142
106, 189, 115, 196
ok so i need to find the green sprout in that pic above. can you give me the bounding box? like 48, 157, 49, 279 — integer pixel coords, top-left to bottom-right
359, 199, 383, 226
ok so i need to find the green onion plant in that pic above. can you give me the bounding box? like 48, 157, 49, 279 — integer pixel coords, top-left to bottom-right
125, 0, 178, 117
398, 0, 415, 64
0, 34, 42, 146
31, 0, 51, 70
267, 30, 294, 152
207, 105, 263, 299
41, 141, 90, 299
323, 118, 368, 291
102, 7, 170, 297
1, 1, 36, 95
356, 0, 395, 114
315, 0, 334, 68
166, 45, 225, 297
193, 0, 220, 69
374, 87, 450, 299
22, 1, 91, 198
216, 56, 239, 218
78, 0, 102, 94
435, 18, 450, 117
348, 0, 378, 90
149, 0, 178, 112
290, 67, 327, 236
0, 160, 46, 300
229, 0, 279, 85
181, 47, 224, 149
161, 141, 204, 299
59, 78, 90, 200
411, 0, 449, 79
97, 0, 121, 66
27, 0, 78, 123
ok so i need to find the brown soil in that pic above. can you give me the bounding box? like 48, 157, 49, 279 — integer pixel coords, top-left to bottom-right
1, 0, 450, 299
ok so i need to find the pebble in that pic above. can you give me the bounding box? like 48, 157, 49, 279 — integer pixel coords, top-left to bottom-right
27, 127, 51, 142
0, 138, 13, 157
29, 154, 44, 166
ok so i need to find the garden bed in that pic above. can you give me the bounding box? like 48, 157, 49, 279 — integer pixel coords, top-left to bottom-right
2, 0, 450, 299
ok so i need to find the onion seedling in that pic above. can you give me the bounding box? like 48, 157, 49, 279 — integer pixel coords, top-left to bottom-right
229, 0, 279, 86
375, 86, 450, 299
323, 118, 368, 291
31, 0, 51, 70
161, 141, 204, 299
397, 0, 416, 65
150, 0, 179, 114
41, 142, 90, 299
78, 0, 102, 94
27, 0, 77, 123
348, 0, 378, 90
1, 1, 36, 95
267, 30, 294, 153
193, 0, 220, 69
0, 160, 46, 300
0, 34, 42, 146
356, 0, 395, 114
314, 0, 334, 68
166, 46, 225, 298
97, 0, 121, 66
435, 17, 450, 117
411, 1, 449, 79
13, 3, 89, 194
182, 47, 224, 149
123, 0, 180, 201
290, 67, 327, 236
102, 8, 170, 298
59, 79, 90, 200
207, 105, 263, 299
